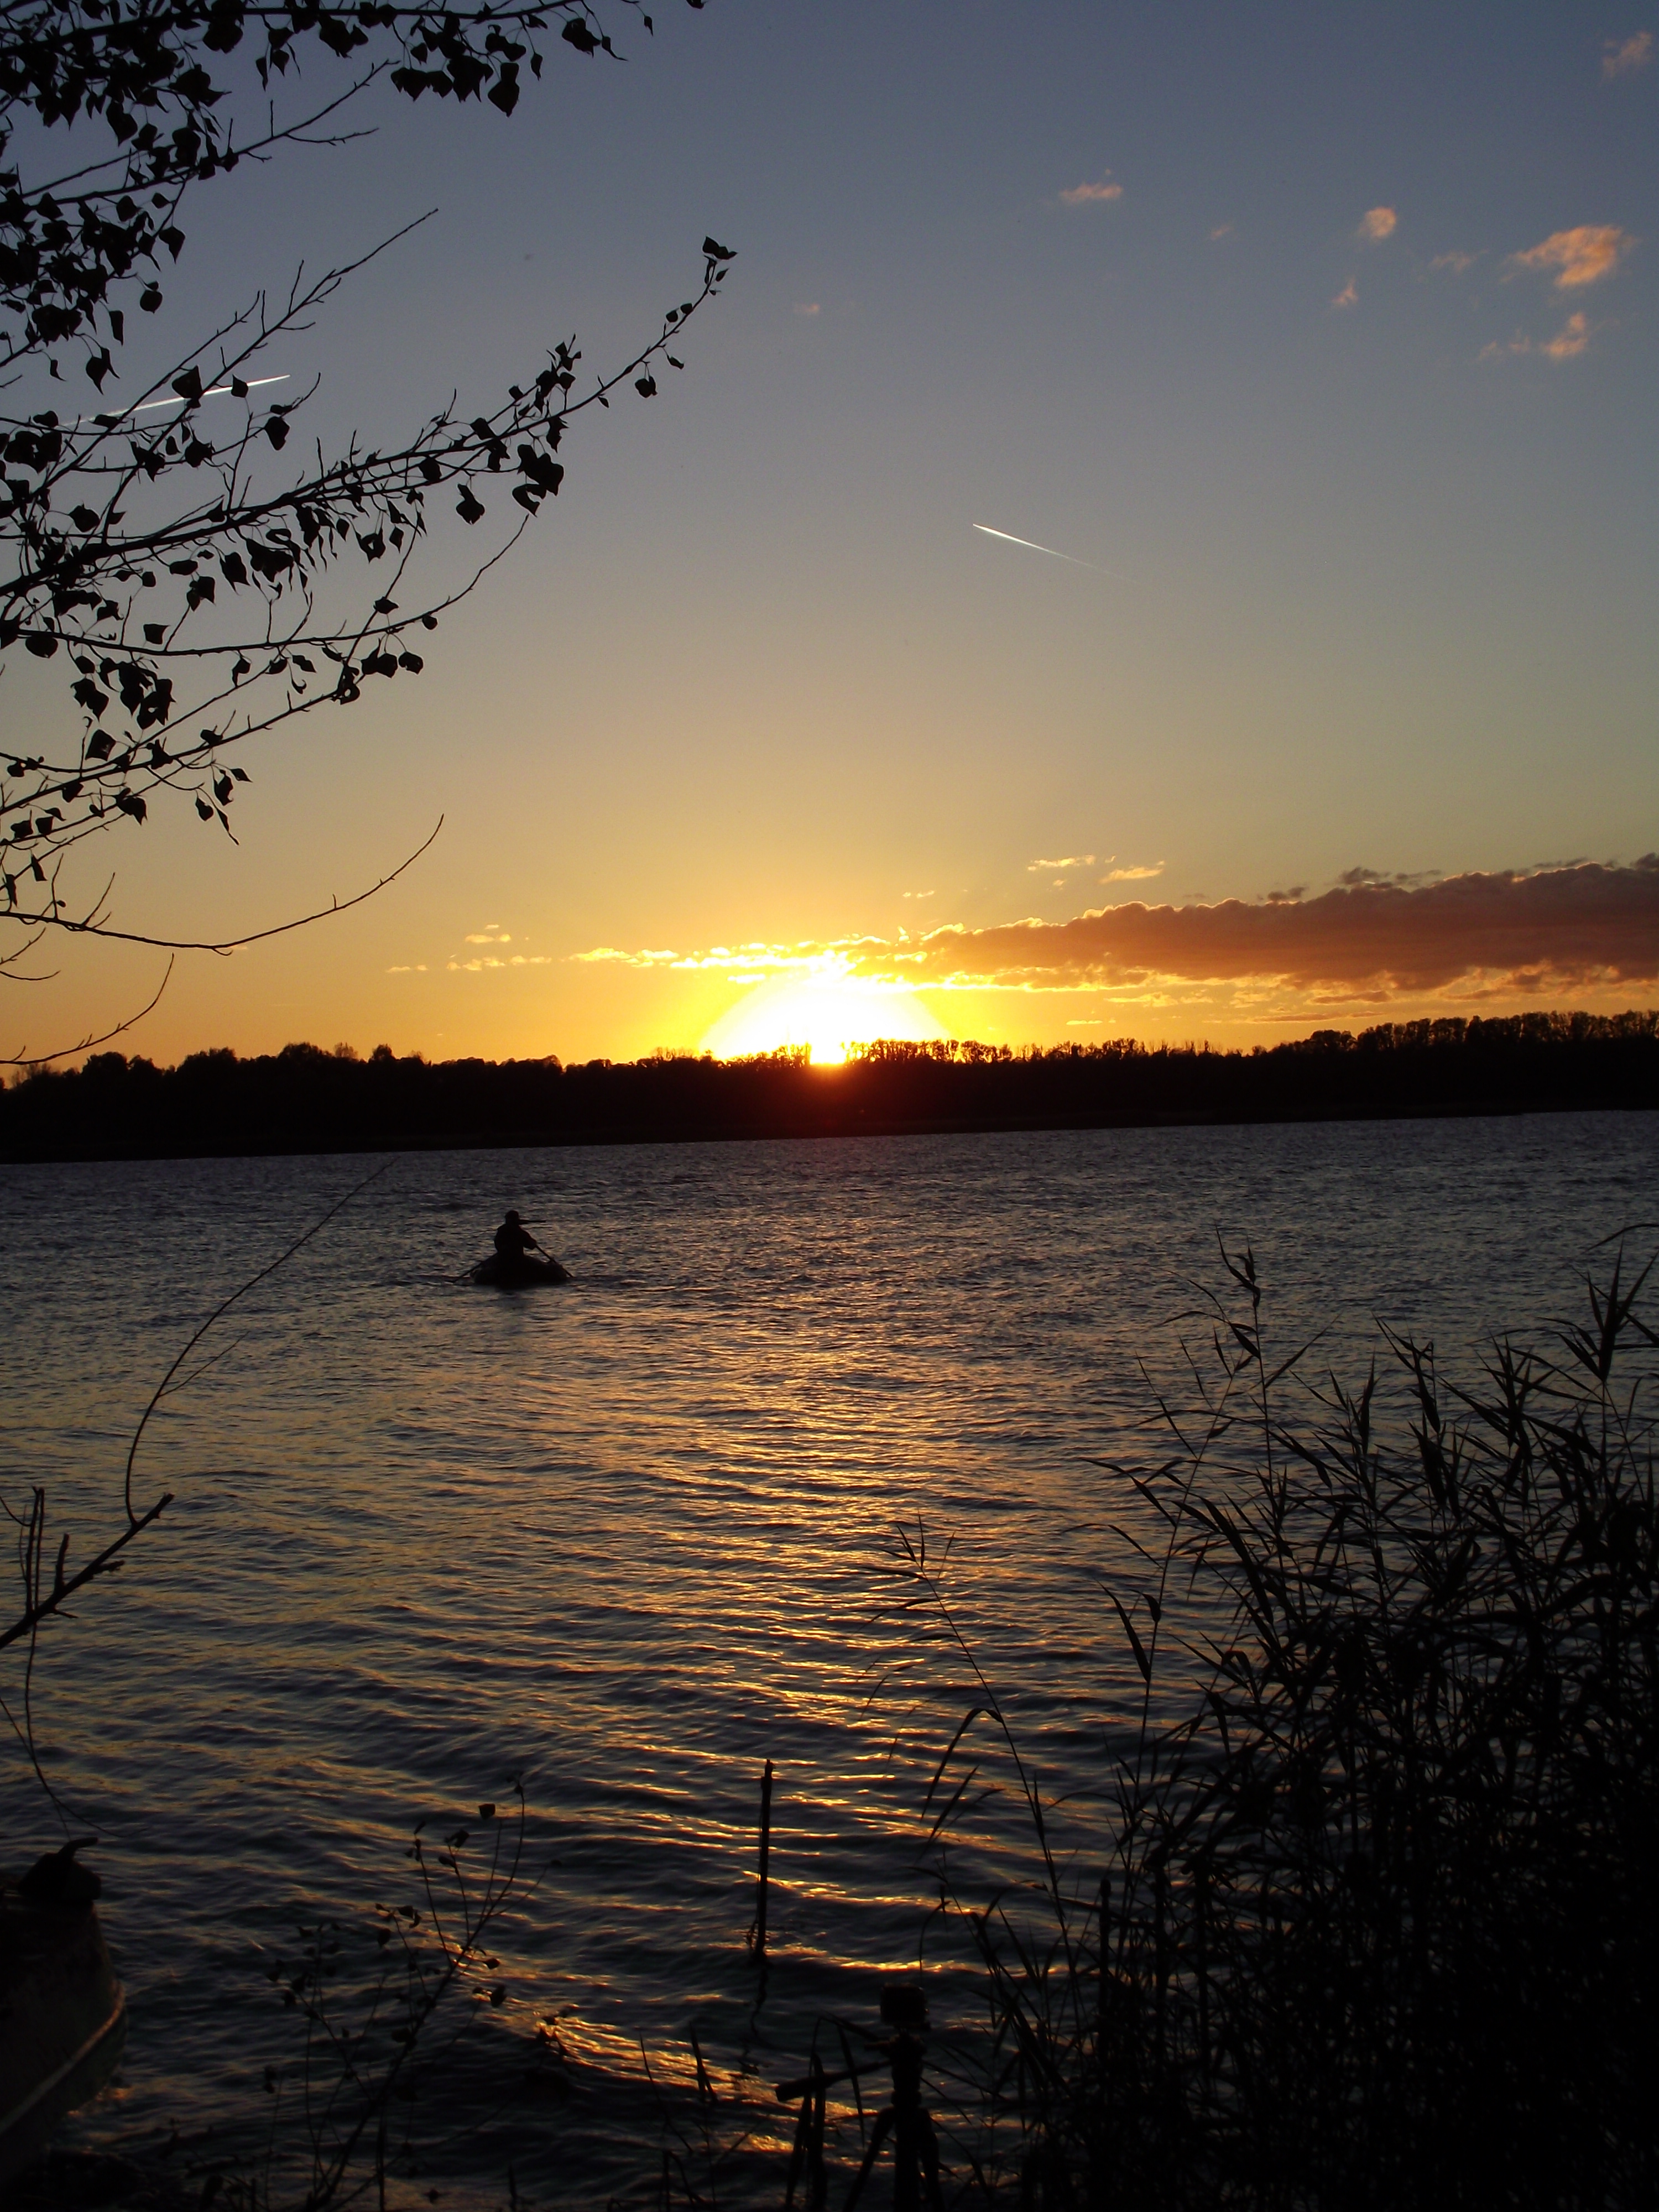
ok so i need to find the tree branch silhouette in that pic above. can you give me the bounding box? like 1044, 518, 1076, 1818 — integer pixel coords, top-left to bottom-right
1, 0, 731, 1013
8, 816, 442, 949
2, 952, 173, 1065
1, 1162, 393, 1675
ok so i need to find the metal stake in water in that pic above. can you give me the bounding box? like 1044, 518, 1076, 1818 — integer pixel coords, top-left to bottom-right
753, 1758, 775, 1959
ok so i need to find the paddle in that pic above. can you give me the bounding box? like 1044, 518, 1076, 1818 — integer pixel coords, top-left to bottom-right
510, 1219, 562, 1268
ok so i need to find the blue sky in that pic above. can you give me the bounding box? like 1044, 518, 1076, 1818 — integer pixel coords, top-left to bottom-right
14, 1, 1657, 1062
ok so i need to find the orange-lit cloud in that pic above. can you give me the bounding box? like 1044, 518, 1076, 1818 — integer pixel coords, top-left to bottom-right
438, 921, 552, 972
794, 302, 821, 316
884, 860, 1659, 995
579, 860, 1659, 1005
1481, 311, 1594, 362
1541, 311, 1592, 359
1029, 854, 1096, 870
1510, 225, 1636, 289
1358, 206, 1397, 242
1332, 278, 1359, 309
1060, 178, 1123, 204
573, 945, 686, 968
448, 953, 554, 972
1603, 31, 1654, 77
1432, 249, 1478, 274
1100, 863, 1164, 884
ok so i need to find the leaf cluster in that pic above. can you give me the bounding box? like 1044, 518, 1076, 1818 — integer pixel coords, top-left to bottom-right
0, 0, 728, 957
1, 237, 727, 907
2, 1, 682, 366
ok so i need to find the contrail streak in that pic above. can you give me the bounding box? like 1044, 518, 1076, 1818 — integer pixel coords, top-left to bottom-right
972, 523, 1127, 579
129, 373, 289, 416
75, 374, 290, 431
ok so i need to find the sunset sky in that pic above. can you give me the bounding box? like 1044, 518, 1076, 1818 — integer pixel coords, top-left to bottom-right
12, 1, 1657, 1068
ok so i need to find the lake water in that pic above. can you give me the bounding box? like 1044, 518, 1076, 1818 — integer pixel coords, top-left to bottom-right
2, 1112, 1653, 2205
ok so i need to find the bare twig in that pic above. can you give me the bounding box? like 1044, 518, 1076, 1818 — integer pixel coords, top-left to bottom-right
2, 954, 174, 1066
6, 822, 441, 951
122, 1157, 395, 1517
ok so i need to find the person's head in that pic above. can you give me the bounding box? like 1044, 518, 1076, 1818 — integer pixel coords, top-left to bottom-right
504, 1209, 521, 1224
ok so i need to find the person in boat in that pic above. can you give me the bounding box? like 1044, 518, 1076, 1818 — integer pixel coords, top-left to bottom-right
493, 1209, 538, 1266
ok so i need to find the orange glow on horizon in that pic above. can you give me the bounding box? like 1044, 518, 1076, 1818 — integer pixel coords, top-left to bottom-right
700, 971, 946, 1065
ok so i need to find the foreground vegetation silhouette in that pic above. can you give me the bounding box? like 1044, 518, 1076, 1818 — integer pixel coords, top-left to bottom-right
895, 1235, 1658, 2210
1, 0, 728, 1061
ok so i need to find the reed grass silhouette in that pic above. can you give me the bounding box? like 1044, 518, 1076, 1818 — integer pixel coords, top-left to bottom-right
902, 1235, 1659, 2210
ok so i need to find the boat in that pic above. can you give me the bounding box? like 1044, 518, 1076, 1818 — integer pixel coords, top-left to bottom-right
1, 1847, 127, 2187
469, 1252, 571, 1289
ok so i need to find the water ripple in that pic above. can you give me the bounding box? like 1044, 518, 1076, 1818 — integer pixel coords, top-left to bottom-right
1, 1114, 1651, 2203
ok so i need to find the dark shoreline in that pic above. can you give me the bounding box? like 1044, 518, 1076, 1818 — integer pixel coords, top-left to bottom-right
3, 1011, 1655, 1164
0, 1101, 1651, 1168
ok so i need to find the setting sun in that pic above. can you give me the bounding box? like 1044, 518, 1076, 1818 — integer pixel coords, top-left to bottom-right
700, 969, 946, 1063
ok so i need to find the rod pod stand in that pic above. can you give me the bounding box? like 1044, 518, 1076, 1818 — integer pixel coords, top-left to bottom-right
778, 1986, 942, 2212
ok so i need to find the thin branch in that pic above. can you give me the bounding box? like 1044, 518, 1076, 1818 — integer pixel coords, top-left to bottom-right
2, 953, 173, 1066
7, 820, 441, 950
18, 66, 390, 207
122, 1156, 396, 1519
0, 1488, 174, 1655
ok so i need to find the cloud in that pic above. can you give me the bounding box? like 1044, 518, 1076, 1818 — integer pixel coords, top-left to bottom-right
571, 940, 860, 980
443, 922, 553, 972
1332, 278, 1359, 309
1100, 863, 1164, 885
1358, 206, 1397, 242
1060, 179, 1123, 205
1603, 30, 1654, 77
794, 302, 821, 317
880, 860, 1659, 995
583, 862, 1659, 1006
447, 954, 554, 972
1209, 223, 1234, 242
1481, 311, 1594, 362
1542, 310, 1592, 359
1030, 854, 1096, 872
1510, 225, 1637, 289
1432, 249, 1478, 274
573, 945, 684, 967
1338, 866, 1439, 889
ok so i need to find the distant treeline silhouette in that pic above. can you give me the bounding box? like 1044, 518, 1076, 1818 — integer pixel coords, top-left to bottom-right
2, 1009, 1654, 1162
